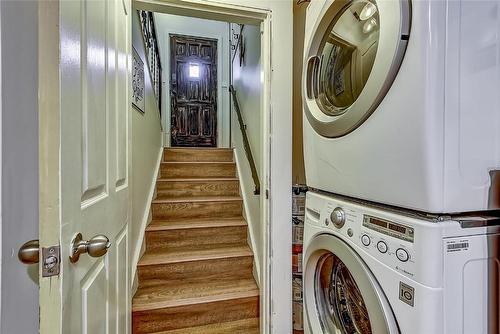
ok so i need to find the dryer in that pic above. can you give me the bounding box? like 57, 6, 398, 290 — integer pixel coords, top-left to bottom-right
302, 0, 500, 213
303, 190, 500, 334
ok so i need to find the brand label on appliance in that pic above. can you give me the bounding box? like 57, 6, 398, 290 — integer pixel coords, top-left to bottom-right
446, 240, 470, 253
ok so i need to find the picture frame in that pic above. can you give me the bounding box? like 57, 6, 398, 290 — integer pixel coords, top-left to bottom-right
132, 46, 145, 113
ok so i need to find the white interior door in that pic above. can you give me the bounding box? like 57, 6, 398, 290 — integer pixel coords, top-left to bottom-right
39, 0, 131, 333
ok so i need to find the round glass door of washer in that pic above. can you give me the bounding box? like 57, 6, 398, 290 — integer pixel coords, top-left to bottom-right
316, 253, 372, 333
303, 234, 399, 334
303, 0, 410, 137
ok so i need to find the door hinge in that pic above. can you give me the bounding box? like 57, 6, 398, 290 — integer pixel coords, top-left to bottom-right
266, 189, 269, 199
42, 245, 60, 277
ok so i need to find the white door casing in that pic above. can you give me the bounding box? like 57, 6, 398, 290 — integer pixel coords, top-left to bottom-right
39, 0, 131, 333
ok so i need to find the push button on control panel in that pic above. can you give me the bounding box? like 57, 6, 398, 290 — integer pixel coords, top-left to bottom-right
396, 248, 409, 262
361, 234, 371, 246
377, 241, 388, 253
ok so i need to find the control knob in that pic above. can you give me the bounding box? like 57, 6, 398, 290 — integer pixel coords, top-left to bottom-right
330, 207, 346, 228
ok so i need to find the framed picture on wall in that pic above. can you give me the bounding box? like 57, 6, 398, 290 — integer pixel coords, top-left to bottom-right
132, 46, 145, 113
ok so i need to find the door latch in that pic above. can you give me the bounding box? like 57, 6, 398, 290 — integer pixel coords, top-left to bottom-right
42, 245, 60, 277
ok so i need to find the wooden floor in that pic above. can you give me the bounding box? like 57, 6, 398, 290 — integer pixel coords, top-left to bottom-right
132, 147, 260, 333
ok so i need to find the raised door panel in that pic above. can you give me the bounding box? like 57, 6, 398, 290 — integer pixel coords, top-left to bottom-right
81, 0, 108, 205
115, 0, 129, 189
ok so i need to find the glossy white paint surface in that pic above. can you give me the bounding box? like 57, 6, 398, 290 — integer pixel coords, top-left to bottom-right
39, 0, 132, 332
303, 0, 500, 213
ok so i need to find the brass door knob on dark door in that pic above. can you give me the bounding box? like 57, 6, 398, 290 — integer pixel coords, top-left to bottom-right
18, 239, 40, 264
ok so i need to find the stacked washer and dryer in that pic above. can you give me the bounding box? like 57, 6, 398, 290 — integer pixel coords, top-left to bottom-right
301, 0, 500, 333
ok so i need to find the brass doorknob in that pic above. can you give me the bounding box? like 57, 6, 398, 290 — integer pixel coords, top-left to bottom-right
69, 233, 111, 263
18, 239, 40, 264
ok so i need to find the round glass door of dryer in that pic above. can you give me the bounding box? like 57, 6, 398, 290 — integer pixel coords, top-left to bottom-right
303, 234, 399, 334
303, 0, 410, 137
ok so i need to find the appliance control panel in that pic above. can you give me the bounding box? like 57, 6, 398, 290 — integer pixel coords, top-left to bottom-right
357, 214, 416, 278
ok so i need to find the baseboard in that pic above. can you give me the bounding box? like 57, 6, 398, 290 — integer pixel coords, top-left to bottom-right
233, 149, 262, 286
130, 147, 163, 287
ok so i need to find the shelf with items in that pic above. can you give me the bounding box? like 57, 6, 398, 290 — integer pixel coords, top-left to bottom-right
292, 184, 307, 333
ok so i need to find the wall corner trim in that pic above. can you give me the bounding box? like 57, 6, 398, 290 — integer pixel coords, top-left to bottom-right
130, 146, 163, 286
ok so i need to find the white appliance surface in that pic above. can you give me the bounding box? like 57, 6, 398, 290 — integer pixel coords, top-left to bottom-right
303, 191, 499, 334
303, 0, 500, 213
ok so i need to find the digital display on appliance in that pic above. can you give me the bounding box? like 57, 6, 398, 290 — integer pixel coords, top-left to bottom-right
371, 218, 388, 229
388, 223, 406, 234
363, 215, 414, 243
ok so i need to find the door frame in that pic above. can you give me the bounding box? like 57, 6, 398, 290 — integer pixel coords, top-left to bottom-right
134, 1, 292, 334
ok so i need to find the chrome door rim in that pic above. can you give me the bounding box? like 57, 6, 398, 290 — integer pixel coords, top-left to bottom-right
304, 234, 399, 333
303, 0, 411, 138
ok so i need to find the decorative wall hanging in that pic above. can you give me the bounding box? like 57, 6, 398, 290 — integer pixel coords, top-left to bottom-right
132, 46, 145, 113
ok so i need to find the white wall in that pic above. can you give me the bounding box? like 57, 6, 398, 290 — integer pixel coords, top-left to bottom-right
230, 23, 263, 279
218, 2, 293, 333
153, 13, 230, 147
0, 1, 39, 333
130, 11, 163, 281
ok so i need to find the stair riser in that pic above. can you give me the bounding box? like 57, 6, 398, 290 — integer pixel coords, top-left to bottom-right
164, 149, 234, 162
159, 318, 260, 334
138, 257, 253, 283
146, 226, 248, 251
152, 201, 243, 220
160, 163, 236, 178
132, 297, 259, 333
156, 180, 239, 198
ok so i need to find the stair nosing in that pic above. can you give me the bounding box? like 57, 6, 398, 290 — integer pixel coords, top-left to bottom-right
146, 219, 247, 231
156, 177, 239, 182
164, 147, 233, 151
153, 318, 259, 334
138, 247, 253, 267
152, 196, 242, 204
161, 161, 236, 165
132, 287, 259, 312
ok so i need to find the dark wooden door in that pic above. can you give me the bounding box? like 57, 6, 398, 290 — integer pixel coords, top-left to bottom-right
170, 34, 218, 147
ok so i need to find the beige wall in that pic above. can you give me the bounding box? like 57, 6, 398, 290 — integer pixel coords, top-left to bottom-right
293, 2, 308, 185
130, 11, 163, 275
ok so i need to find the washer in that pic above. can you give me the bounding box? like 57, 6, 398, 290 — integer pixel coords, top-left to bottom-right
302, 0, 500, 213
303, 191, 500, 334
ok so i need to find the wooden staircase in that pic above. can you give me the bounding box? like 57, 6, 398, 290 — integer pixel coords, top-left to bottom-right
132, 148, 260, 334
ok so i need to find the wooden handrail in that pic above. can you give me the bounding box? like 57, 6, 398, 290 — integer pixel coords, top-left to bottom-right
229, 85, 261, 195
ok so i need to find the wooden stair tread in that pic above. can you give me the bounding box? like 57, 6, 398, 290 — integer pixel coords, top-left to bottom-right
165, 147, 233, 151
146, 218, 247, 231
138, 244, 253, 266
132, 278, 259, 312
162, 161, 235, 165
154, 318, 259, 334
152, 196, 242, 204
156, 177, 239, 182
